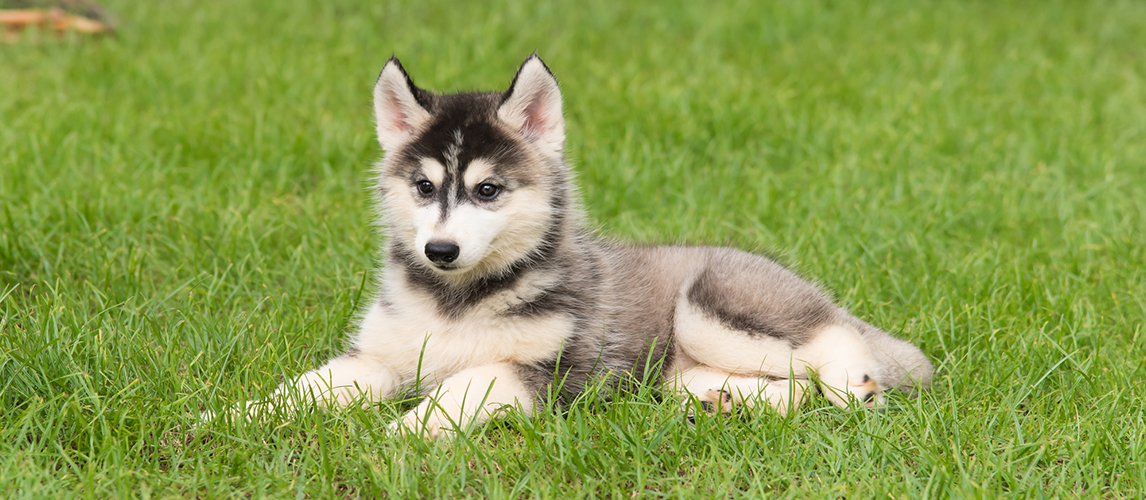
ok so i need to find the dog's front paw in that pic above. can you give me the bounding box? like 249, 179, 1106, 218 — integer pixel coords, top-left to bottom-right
387, 405, 456, 440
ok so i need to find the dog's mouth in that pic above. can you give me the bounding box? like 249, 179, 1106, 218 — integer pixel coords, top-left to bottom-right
425, 259, 472, 274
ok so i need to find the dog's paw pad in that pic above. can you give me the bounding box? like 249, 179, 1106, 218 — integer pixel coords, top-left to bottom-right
848, 375, 883, 408
685, 389, 736, 422
822, 373, 885, 409
700, 389, 735, 414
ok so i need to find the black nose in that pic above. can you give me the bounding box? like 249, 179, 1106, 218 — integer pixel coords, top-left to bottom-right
424, 242, 460, 264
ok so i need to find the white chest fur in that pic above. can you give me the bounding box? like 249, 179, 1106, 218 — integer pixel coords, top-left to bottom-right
351, 273, 574, 385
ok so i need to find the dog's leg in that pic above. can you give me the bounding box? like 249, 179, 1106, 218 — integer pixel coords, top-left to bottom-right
669, 365, 808, 416
674, 303, 882, 409
202, 353, 400, 422
665, 255, 930, 399
672, 253, 885, 409
794, 324, 883, 408
388, 362, 533, 439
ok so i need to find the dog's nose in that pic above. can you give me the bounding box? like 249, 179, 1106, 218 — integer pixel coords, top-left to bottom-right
424, 242, 460, 264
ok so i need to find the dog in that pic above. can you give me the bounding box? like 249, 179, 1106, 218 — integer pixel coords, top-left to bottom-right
205, 54, 933, 437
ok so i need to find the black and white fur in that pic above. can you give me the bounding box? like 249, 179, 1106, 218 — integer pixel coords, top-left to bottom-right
206, 55, 933, 437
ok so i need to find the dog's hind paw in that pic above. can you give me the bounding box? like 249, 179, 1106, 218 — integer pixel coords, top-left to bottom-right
853, 374, 885, 407
685, 389, 736, 424
821, 374, 884, 409
700, 389, 735, 414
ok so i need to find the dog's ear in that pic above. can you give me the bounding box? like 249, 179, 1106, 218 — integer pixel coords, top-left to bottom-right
498, 54, 564, 157
374, 57, 433, 152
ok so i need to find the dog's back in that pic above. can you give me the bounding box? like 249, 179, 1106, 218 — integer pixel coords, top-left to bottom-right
596, 245, 932, 394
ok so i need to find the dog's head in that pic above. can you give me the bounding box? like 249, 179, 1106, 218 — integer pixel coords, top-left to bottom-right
373, 55, 569, 282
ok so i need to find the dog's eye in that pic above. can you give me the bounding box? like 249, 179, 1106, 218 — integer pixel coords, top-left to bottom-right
476, 183, 501, 200
416, 181, 434, 196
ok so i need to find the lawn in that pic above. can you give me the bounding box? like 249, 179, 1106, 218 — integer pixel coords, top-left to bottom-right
2, 0, 1145, 497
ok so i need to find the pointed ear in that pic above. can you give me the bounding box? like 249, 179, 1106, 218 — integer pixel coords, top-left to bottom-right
373, 57, 433, 152
498, 54, 565, 157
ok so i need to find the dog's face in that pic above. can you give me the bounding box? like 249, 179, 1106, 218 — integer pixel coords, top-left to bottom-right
373, 56, 566, 280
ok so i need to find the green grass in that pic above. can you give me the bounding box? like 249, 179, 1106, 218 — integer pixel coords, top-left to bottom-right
2, 0, 1145, 497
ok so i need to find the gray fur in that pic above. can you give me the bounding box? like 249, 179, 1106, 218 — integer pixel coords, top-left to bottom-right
368, 56, 933, 406
207, 56, 935, 432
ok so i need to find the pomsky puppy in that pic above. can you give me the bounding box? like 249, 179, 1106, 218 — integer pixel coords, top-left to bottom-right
205, 54, 933, 437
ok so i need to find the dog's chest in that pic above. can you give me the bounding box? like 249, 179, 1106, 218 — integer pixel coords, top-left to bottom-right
357, 288, 573, 380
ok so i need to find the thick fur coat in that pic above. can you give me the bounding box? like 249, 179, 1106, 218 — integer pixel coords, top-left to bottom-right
206, 55, 933, 437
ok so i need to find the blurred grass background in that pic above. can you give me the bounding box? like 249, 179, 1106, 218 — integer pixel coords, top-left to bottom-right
1, 0, 1145, 497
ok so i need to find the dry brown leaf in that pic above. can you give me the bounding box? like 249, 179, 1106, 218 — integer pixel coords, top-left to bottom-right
0, 7, 112, 41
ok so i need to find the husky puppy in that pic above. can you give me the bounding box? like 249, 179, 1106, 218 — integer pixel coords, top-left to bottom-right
210, 55, 932, 437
